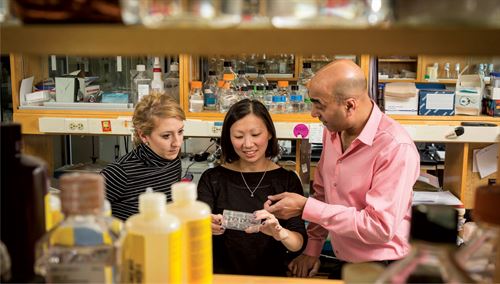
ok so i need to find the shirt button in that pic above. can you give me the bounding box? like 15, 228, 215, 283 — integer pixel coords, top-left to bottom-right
338, 160, 342, 164
333, 183, 337, 187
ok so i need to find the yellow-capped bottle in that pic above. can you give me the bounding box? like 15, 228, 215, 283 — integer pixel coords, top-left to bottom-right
122, 188, 181, 283
167, 182, 212, 284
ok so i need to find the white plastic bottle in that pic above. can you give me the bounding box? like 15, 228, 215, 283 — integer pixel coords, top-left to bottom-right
167, 182, 212, 284
122, 188, 181, 283
151, 57, 164, 93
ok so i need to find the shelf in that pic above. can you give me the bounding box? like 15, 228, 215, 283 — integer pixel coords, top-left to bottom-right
246, 76, 298, 82
379, 79, 417, 83
3, 25, 500, 55
379, 59, 418, 63
419, 79, 457, 84
390, 114, 500, 126
187, 112, 319, 123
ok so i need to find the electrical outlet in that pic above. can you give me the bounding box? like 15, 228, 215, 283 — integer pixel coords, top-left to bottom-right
65, 118, 88, 133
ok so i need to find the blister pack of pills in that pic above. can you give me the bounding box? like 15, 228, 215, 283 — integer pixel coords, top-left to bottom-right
222, 209, 260, 231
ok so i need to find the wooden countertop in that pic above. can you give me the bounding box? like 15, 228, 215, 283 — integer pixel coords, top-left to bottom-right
213, 274, 342, 283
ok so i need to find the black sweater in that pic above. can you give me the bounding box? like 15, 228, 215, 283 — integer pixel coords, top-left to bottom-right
101, 143, 181, 221
197, 166, 307, 276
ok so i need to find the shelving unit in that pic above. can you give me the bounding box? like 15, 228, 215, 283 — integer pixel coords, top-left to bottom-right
378, 56, 419, 82
379, 58, 417, 63
2, 25, 500, 208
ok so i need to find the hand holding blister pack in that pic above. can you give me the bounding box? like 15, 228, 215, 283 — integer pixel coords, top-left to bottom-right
222, 209, 260, 231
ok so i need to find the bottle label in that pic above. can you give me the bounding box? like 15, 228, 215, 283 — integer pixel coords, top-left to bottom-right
50, 227, 112, 246
272, 96, 281, 103
44, 193, 63, 231
290, 94, 303, 102
184, 218, 212, 284
138, 84, 149, 101
121, 231, 181, 283
279, 62, 287, 74
205, 97, 216, 106
48, 264, 113, 283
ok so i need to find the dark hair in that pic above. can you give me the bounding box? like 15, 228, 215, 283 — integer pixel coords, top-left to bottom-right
220, 99, 279, 164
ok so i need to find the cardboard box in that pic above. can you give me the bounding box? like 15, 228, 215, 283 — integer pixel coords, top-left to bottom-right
55, 77, 79, 102
384, 82, 419, 115
418, 89, 455, 116
483, 98, 500, 117
455, 74, 484, 116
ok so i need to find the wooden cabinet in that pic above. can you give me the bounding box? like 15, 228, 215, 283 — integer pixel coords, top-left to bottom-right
378, 56, 419, 82
3, 25, 500, 208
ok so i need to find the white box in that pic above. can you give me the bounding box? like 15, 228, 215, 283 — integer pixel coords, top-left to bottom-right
25, 90, 50, 104
455, 74, 484, 115
385, 95, 419, 115
55, 77, 78, 102
487, 87, 500, 100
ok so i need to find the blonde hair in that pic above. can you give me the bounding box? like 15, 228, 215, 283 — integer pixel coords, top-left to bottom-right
132, 91, 186, 146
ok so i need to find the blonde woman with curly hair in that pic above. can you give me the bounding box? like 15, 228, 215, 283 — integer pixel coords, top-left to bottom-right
101, 92, 185, 220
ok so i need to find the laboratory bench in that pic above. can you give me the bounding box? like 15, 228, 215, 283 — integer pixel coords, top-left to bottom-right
213, 274, 341, 283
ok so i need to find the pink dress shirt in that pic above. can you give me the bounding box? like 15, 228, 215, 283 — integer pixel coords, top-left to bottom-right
302, 103, 420, 263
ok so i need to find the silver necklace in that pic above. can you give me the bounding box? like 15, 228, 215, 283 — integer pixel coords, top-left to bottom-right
240, 168, 268, 197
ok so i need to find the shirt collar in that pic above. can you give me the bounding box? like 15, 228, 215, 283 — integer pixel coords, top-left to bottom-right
356, 101, 382, 146
136, 143, 177, 167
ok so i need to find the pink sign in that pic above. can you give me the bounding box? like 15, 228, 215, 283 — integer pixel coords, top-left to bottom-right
293, 124, 309, 138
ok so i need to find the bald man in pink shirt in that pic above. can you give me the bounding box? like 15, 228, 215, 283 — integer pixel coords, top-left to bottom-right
265, 60, 420, 278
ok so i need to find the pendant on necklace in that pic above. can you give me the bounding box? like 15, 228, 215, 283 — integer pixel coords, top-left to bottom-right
251, 193, 254, 197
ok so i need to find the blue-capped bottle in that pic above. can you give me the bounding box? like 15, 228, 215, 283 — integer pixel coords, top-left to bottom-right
289, 85, 304, 113
203, 70, 218, 111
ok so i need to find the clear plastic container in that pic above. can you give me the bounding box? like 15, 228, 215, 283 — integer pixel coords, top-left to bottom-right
35, 173, 121, 283
252, 69, 269, 87
139, 0, 242, 28
376, 204, 474, 283
263, 85, 274, 111
218, 73, 238, 113
289, 84, 305, 113
235, 70, 251, 90
253, 85, 266, 104
456, 184, 500, 283
203, 70, 219, 111
151, 57, 164, 93
189, 81, 204, 112
132, 64, 151, 104
298, 62, 314, 111
271, 80, 288, 114
164, 62, 180, 102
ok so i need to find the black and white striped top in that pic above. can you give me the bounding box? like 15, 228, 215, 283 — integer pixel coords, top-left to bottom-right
100, 143, 182, 221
